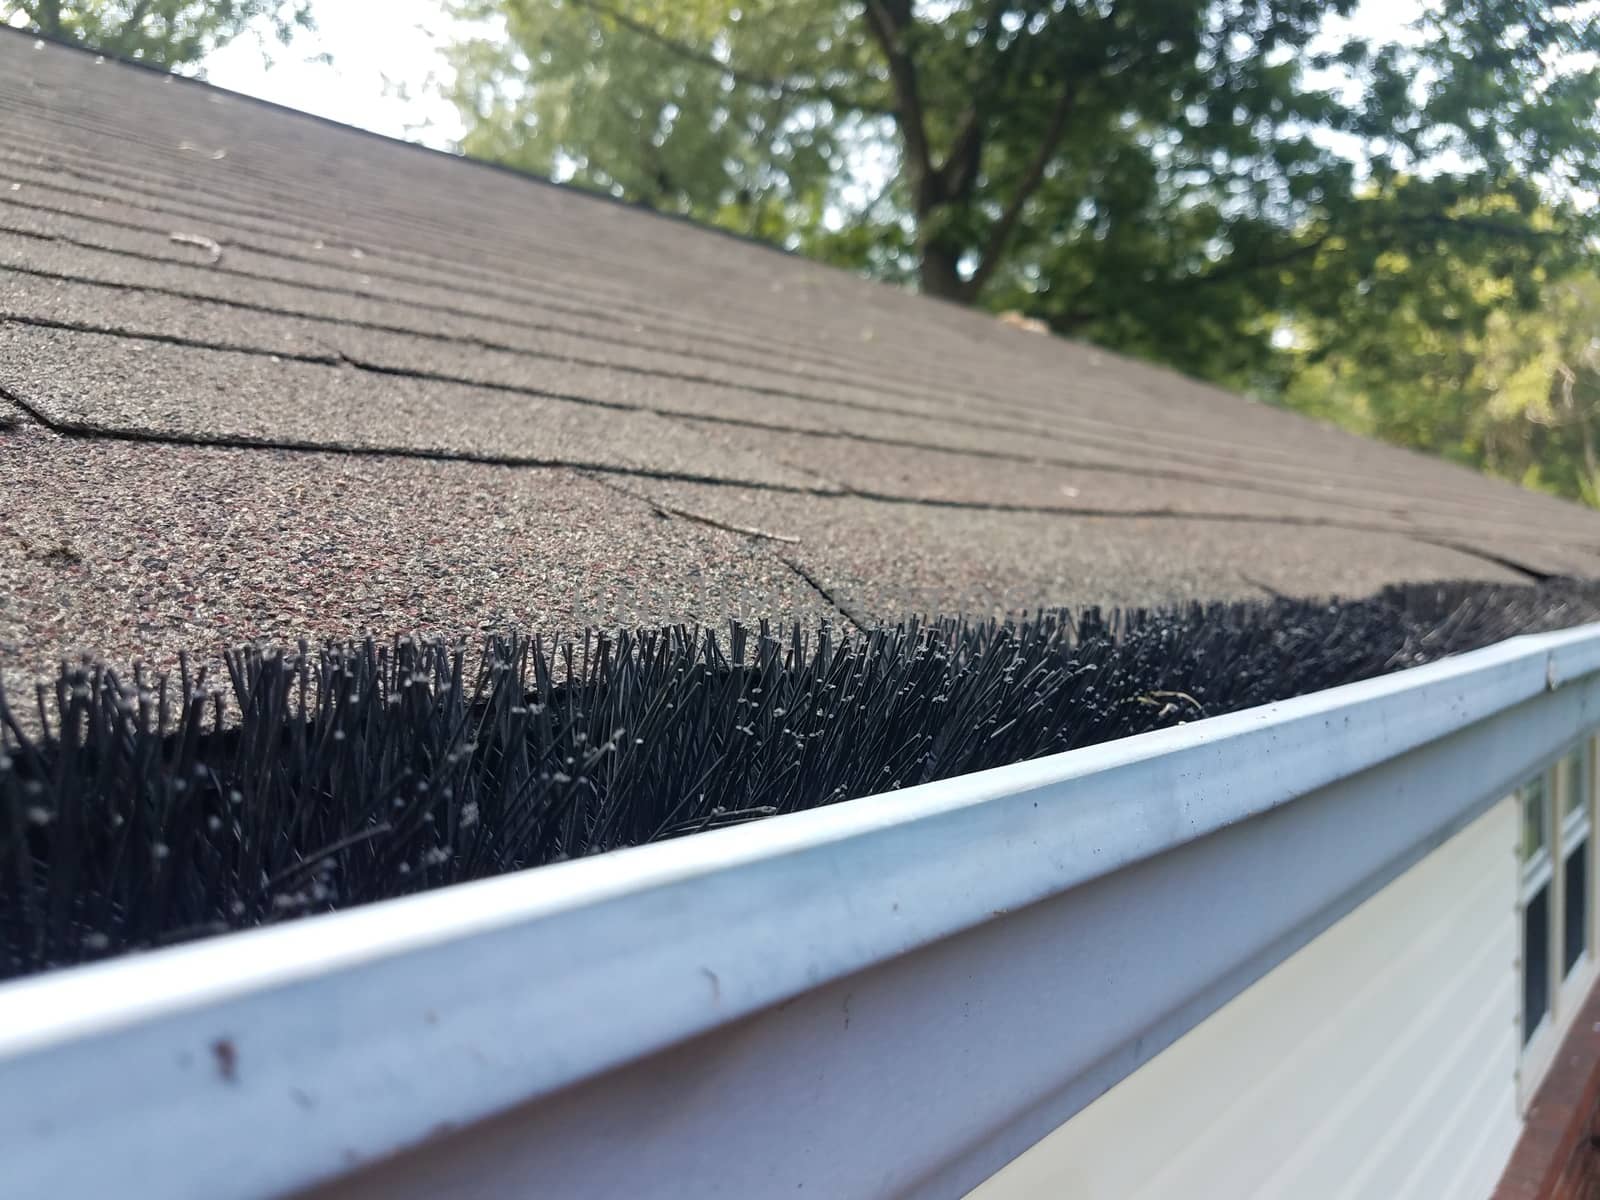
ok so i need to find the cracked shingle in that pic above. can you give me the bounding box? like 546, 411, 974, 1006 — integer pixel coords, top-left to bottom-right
0, 423, 836, 696
621, 479, 1530, 619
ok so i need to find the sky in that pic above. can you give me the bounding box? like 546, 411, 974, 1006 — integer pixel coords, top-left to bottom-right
201, 0, 473, 149
198, 1, 1422, 157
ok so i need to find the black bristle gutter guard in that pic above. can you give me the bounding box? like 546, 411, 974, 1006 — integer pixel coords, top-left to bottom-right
4, 578, 1600, 983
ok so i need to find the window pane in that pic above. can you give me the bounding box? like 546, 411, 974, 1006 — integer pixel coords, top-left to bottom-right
1566, 845, 1589, 976
1563, 752, 1586, 818
1523, 776, 1549, 862
1526, 884, 1551, 1043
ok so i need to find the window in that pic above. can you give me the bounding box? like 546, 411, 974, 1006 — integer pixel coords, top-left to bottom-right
1520, 773, 1553, 1045
1560, 749, 1591, 979
1519, 739, 1598, 1100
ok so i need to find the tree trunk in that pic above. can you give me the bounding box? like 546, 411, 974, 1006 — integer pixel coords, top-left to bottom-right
40, 0, 63, 35
919, 242, 969, 302
1564, 366, 1600, 503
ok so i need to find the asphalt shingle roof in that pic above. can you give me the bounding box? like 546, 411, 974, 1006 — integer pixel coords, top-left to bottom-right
3, 30, 1598, 694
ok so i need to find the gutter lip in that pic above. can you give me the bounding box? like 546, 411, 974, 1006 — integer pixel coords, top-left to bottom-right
2, 621, 1600, 1195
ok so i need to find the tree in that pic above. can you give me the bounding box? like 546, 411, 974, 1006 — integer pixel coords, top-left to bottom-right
1281, 267, 1600, 506
2, 0, 313, 70
444, 1, 1600, 385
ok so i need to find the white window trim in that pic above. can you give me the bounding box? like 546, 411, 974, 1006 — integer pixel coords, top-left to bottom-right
1556, 745, 1596, 1012
1518, 736, 1600, 1110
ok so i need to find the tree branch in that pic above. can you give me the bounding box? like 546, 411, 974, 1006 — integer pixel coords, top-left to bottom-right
940, 109, 985, 202
964, 79, 1079, 299
1167, 232, 1334, 292
939, 0, 1018, 202
1167, 212, 1561, 297
111, 0, 153, 54
1388, 213, 1565, 242
863, 0, 937, 204
567, 0, 893, 117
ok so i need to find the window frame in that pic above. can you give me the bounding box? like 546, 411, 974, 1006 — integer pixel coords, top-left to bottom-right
1518, 737, 1600, 1109
1558, 747, 1594, 995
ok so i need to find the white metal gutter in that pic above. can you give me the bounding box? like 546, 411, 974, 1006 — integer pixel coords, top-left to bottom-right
4, 623, 1600, 1200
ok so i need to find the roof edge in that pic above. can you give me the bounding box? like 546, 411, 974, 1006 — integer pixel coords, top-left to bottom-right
0, 25, 842, 277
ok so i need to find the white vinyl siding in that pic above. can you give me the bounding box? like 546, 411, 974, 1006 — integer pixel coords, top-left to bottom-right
967, 796, 1521, 1200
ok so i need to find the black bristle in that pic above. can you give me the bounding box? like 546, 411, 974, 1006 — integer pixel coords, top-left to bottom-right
3, 579, 1600, 981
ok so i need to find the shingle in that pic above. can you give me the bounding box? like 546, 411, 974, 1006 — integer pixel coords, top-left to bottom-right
2, 243, 1587, 544
1438, 538, 1600, 580
0, 268, 339, 358
7, 260, 1581, 551
0, 140, 1587, 521
0, 142, 964, 381
622, 479, 1527, 621
9, 209, 1588, 542
0, 323, 832, 489
12, 268, 1563, 551
671, 418, 1600, 549
0, 174, 789, 366
677, 419, 1373, 520
0, 251, 1460, 512
0, 221, 995, 422
3, 232, 1520, 514
0, 270, 850, 432
1, 144, 1425, 465
0, 421, 834, 694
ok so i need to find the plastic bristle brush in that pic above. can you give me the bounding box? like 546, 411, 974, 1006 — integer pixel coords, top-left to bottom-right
4, 579, 1600, 981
